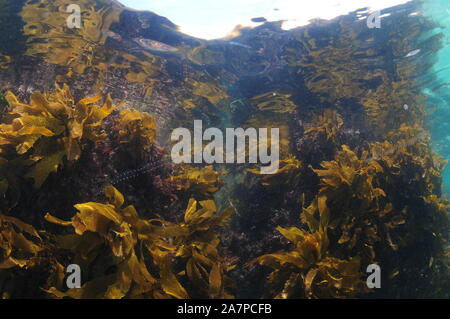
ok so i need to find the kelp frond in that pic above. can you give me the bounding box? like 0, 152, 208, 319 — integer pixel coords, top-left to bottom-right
247, 155, 302, 188
44, 186, 235, 299
313, 145, 385, 200
185, 78, 229, 105
249, 194, 364, 298
0, 84, 121, 187
0, 213, 66, 298
116, 108, 157, 159
0, 214, 44, 269
250, 91, 297, 113
169, 165, 225, 197
304, 109, 344, 142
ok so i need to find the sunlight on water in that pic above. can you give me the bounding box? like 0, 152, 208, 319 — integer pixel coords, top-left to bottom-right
119, 0, 411, 39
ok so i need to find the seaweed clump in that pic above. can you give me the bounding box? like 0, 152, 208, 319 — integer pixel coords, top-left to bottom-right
43, 186, 235, 299
169, 165, 225, 198
0, 82, 235, 299
249, 127, 450, 298
249, 194, 365, 298
115, 108, 157, 160
0, 212, 65, 298
0, 84, 120, 188
0, 185, 235, 299
304, 109, 344, 144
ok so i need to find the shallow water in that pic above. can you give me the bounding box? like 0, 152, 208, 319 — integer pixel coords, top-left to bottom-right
0, 0, 450, 299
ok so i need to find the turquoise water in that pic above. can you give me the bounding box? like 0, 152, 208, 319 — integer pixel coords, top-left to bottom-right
422, 0, 450, 196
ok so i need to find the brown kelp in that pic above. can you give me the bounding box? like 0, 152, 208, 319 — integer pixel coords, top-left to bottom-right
21, 0, 123, 75
0, 185, 234, 299
0, 212, 65, 298
43, 186, 235, 299
247, 155, 302, 189
115, 109, 157, 160
250, 129, 450, 298
169, 165, 225, 198
184, 78, 229, 106
0, 84, 120, 189
250, 91, 297, 114
304, 109, 344, 143
249, 194, 365, 298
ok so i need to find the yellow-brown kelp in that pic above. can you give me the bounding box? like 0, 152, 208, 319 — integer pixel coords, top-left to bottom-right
44, 186, 235, 299
0, 0, 449, 300
286, 17, 428, 138
247, 155, 302, 189
184, 78, 229, 106
0, 213, 64, 298
0, 84, 121, 188
245, 113, 293, 158
252, 133, 449, 298
249, 194, 365, 298
21, 0, 123, 74
19, 0, 164, 100
250, 91, 297, 114
0, 213, 45, 269
112, 51, 162, 85
360, 79, 423, 135
287, 24, 367, 102
116, 108, 156, 160
186, 42, 225, 66
169, 165, 225, 198
0, 55, 12, 70
304, 109, 344, 143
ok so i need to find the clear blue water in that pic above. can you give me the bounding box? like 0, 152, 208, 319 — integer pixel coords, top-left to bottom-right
422, 0, 450, 196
